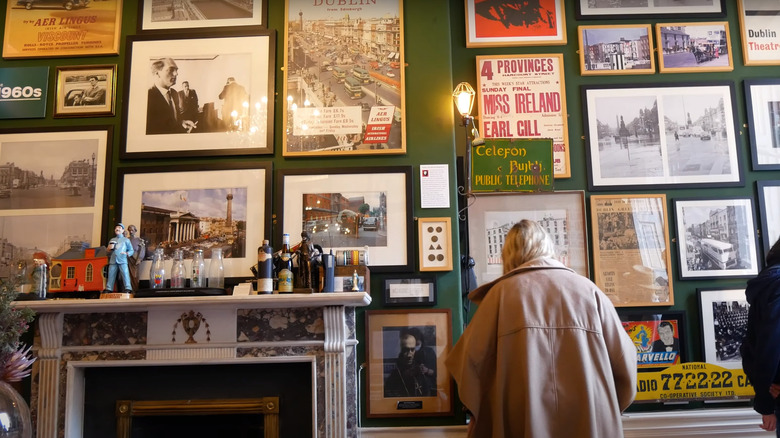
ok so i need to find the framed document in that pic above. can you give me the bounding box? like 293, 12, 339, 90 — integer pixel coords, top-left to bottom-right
383, 276, 437, 306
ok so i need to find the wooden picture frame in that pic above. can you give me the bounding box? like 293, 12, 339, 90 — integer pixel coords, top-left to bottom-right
465, 0, 566, 48
365, 309, 453, 417
576, 0, 725, 20
674, 197, 760, 280
698, 287, 748, 369
418, 217, 452, 272
282, 0, 406, 157
54, 65, 117, 118
738, 0, 780, 66
467, 191, 588, 286
121, 30, 276, 159
757, 180, 780, 258
382, 276, 437, 307
577, 25, 655, 76
476, 54, 570, 178
138, 0, 267, 32
619, 310, 687, 370
277, 167, 413, 273
656, 22, 733, 73
582, 81, 742, 190
590, 194, 673, 307
744, 78, 780, 170
117, 162, 272, 283
3, 0, 123, 59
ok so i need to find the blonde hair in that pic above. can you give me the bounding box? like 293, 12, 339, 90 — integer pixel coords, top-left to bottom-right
502, 219, 556, 274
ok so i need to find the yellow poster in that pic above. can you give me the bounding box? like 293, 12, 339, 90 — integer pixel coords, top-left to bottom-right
635, 362, 755, 402
3, 1, 122, 59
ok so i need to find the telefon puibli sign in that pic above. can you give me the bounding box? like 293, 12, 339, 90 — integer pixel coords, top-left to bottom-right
470, 138, 553, 192
0, 67, 48, 119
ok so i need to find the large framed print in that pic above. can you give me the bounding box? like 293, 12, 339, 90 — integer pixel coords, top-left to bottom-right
698, 288, 748, 369
673, 197, 759, 280
757, 180, 780, 257
283, 0, 406, 157
122, 31, 275, 159
656, 22, 733, 74
476, 54, 569, 178
591, 194, 673, 307
738, 0, 780, 66
582, 82, 742, 191
3, 1, 122, 59
365, 309, 453, 417
576, 0, 725, 19
467, 191, 588, 287
465, 0, 566, 48
277, 167, 413, 273
117, 162, 272, 283
0, 127, 112, 279
138, 0, 266, 32
744, 79, 780, 170
577, 25, 655, 76
54, 65, 117, 118
619, 311, 686, 370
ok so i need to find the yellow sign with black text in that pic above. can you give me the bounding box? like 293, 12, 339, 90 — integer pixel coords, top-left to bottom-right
635, 362, 754, 402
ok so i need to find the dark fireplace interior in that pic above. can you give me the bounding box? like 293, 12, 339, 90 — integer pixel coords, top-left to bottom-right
82, 362, 312, 437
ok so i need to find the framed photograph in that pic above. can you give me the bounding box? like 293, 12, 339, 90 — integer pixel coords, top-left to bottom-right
138, 0, 267, 32
54, 65, 116, 118
757, 180, 780, 257
744, 79, 780, 170
418, 217, 453, 272
738, 0, 780, 66
673, 197, 759, 280
3, 0, 122, 59
282, 0, 406, 157
578, 25, 655, 76
122, 31, 275, 159
277, 167, 413, 273
591, 194, 673, 307
619, 311, 686, 370
582, 82, 742, 191
465, 0, 566, 47
476, 54, 570, 178
0, 127, 112, 280
365, 309, 453, 417
117, 162, 272, 283
467, 191, 588, 287
576, 0, 725, 19
382, 276, 437, 307
698, 288, 748, 369
656, 22, 733, 73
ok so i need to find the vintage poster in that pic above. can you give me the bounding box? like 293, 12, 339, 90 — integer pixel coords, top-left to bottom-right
465, 0, 566, 47
738, 0, 780, 65
3, 0, 122, 59
470, 138, 553, 192
590, 194, 673, 307
634, 362, 754, 402
621, 314, 684, 369
283, 0, 405, 157
476, 54, 569, 178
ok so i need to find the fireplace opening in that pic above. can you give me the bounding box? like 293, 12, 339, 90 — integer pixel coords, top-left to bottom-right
82, 362, 311, 438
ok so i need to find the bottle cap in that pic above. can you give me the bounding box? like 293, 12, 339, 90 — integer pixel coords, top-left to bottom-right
263, 239, 269, 244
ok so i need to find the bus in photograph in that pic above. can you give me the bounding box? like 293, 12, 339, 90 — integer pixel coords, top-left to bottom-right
344, 76, 364, 99
332, 66, 346, 83
352, 67, 371, 84
700, 238, 737, 270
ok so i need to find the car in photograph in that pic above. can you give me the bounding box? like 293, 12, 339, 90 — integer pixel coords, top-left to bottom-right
360, 102, 371, 112
362, 217, 378, 231
17, 0, 90, 10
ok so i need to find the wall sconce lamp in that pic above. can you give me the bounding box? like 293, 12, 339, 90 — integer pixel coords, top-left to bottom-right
452, 82, 477, 218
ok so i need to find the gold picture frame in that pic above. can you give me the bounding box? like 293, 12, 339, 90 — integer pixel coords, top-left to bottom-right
578, 24, 655, 76
737, 0, 780, 66
656, 22, 733, 74
54, 65, 117, 118
418, 217, 452, 272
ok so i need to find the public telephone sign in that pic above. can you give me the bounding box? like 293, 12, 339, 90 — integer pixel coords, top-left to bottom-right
470, 138, 553, 192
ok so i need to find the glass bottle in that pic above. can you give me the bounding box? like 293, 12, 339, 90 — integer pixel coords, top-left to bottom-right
278, 233, 294, 293
170, 249, 186, 289
150, 248, 166, 289
257, 239, 274, 294
191, 249, 206, 288
208, 248, 225, 289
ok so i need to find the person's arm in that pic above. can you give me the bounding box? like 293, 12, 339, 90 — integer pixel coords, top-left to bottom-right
597, 288, 638, 411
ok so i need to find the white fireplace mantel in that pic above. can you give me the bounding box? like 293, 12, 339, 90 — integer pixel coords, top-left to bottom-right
15, 292, 371, 438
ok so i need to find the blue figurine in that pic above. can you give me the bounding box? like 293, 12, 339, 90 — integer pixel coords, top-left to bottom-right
103, 223, 135, 294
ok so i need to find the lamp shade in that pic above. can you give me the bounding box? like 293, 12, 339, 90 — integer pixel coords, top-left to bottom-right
452, 82, 475, 117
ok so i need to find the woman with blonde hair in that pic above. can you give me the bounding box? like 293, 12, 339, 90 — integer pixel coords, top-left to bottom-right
446, 219, 637, 437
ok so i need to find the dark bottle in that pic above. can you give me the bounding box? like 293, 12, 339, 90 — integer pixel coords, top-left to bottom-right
257, 239, 274, 294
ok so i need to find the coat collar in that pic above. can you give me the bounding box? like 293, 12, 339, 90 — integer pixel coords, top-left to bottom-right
468, 257, 573, 304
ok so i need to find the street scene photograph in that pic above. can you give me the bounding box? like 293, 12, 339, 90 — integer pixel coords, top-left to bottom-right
657, 23, 731, 71
677, 202, 755, 273
580, 25, 653, 73
302, 191, 387, 249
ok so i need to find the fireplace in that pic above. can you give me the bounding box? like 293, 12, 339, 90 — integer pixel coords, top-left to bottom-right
15, 293, 370, 438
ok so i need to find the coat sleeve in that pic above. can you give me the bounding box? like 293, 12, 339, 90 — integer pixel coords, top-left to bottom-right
749, 284, 780, 415
597, 289, 637, 411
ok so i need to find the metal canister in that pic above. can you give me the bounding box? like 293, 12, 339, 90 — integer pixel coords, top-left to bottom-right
335, 249, 367, 266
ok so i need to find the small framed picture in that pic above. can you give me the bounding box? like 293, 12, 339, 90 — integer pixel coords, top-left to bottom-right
54, 65, 117, 118
383, 276, 437, 307
578, 24, 655, 76
738, 0, 780, 66
698, 288, 748, 369
576, 0, 725, 20
418, 217, 452, 272
656, 22, 733, 74
619, 310, 686, 370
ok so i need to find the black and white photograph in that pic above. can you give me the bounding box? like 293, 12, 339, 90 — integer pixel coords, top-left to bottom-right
577, 0, 725, 19
139, 0, 266, 32
122, 31, 275, 158
302, 191, 388, 250
656, 22, 733, 73
698, 288, 749, 369
381, 325, 438, 398
578, 25, 655, 75
583, 82, 742, 190
54, 65, 116, 118
757, 180, 780, 258
674, 198, 759, 279
744, 79, 780, 170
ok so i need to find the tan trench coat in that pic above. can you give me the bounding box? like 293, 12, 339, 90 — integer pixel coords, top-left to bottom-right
446, 257, 637, 438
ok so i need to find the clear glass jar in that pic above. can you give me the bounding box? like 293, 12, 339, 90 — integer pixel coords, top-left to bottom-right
150, 247, 165, 289
208, 248, 224, 289
191, 249, 206, 288
170, 249, 186, 289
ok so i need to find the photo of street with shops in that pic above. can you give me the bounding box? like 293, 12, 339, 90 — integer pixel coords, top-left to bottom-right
657, 24, 731, 71
679, 204, 754, 272
302, 191, 387, 249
